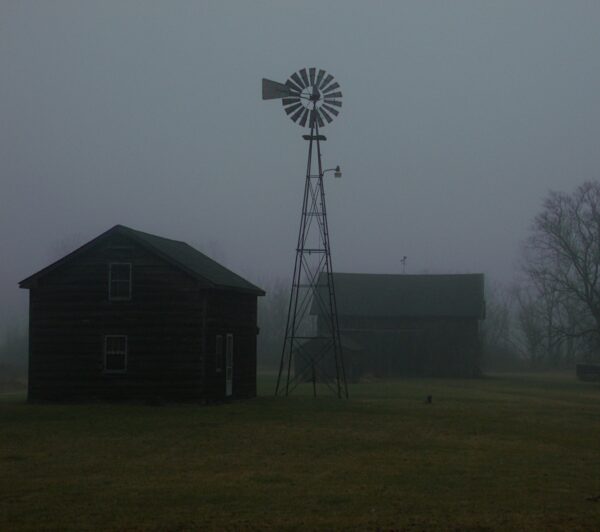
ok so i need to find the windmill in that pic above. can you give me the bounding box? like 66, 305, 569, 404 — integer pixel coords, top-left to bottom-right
262, 68, 348, 398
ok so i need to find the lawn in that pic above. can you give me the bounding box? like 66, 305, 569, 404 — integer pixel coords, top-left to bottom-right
1, 373, 599, 531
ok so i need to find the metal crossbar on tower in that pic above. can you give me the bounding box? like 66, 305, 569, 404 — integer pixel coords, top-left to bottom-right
262, 67, 348, 398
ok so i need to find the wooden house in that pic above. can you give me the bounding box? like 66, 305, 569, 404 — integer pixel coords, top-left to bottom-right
305, 272, 485, 380
19, 225, 265, 402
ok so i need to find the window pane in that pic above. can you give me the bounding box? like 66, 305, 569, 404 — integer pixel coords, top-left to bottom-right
106, 337, 115, 352
105, 353, 126, 371
111, 264, 130, 281
109, 263, 131, 300
106, 337, 116, 352
106, 336, 126, 353
111, 281, 130, 298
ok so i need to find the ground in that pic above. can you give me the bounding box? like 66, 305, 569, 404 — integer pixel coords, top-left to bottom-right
1, 373, 599, 531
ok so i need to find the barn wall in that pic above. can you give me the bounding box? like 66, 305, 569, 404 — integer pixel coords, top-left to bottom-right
321, 315, 481, 378
28, 235, 207, 401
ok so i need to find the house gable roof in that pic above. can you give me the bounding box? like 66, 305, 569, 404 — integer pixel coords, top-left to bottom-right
315, 272, 485, 319
19, 225, 265, 295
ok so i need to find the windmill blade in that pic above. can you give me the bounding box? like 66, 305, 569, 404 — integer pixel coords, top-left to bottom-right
268, 68, 342, 128
299, 108, 310, 127
315, 69, 326, 88
291, 106, 305, 123
284, 102, 303, 115
322, 103, 339, 116
285, 79, 303, 95
262, 78, 293, 100
299, 68, 310, 88
322, 82, 340, 94
291, 72, 306, 89
319, 74, 333, 89
320, 107, 333, 123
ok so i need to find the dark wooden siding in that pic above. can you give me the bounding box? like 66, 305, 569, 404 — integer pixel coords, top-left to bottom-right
28, 235, 207, 401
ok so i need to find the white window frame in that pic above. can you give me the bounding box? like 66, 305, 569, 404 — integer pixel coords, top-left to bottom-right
109, 262, 132, 301
104, 335, 128, 374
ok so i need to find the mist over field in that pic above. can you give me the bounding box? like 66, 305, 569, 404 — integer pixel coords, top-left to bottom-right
2, 2, 600, 369
2, 6, 600, 529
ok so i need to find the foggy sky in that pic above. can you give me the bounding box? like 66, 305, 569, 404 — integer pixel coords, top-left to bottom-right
2, 1, 600, 329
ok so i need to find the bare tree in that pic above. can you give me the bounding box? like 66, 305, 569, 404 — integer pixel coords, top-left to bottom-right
512, 285, 552, 367
257, 277, 289, 370
523, 181, 600, 362
480, 283, 521, 370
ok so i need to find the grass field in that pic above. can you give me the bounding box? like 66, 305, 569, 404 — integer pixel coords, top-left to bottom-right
1, 373, 600, 531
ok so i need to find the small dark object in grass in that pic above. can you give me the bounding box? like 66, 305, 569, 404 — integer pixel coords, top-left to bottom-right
426, 395, 432, 404
586, 494, 600, 502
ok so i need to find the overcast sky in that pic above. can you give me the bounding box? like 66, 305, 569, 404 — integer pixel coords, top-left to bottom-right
2, 1, 600, 329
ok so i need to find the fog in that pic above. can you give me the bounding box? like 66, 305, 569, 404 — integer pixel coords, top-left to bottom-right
2, 1, 600, 331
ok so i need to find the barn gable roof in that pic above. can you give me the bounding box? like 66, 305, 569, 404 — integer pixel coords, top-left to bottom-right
316, 272, 484, 319
19, 225, 265, 295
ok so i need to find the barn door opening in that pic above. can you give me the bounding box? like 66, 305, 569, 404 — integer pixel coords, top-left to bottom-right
225, 334, 233, 397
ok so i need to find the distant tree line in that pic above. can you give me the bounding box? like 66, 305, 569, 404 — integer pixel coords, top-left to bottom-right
260, 183, 600, 372
482, 181, 600, 370
5, 182, 600, 378
257, 278, 289, 371
0, 324, 28, 385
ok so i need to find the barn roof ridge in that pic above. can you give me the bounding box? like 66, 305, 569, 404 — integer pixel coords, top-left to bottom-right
331, 271, 483, 280
19, 224, 265, 295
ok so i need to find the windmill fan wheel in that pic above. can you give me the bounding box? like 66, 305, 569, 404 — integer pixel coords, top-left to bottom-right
281, 68, 342, 128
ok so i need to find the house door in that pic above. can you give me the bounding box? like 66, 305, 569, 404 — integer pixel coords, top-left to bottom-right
225, 334, 233, 397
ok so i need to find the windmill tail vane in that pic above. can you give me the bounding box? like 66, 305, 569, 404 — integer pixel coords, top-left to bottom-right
262, 68, 348, 398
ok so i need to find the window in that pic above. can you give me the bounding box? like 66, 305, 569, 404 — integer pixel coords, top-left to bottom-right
215, 335, 223, 372
104, 335, 127, 373
109, 263, 131, 300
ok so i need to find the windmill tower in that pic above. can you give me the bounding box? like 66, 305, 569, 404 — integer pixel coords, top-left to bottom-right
262, 68, 348, 398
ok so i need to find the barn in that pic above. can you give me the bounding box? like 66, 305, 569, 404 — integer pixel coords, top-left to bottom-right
305, 272, 485, 380
19, 225, 265, 402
